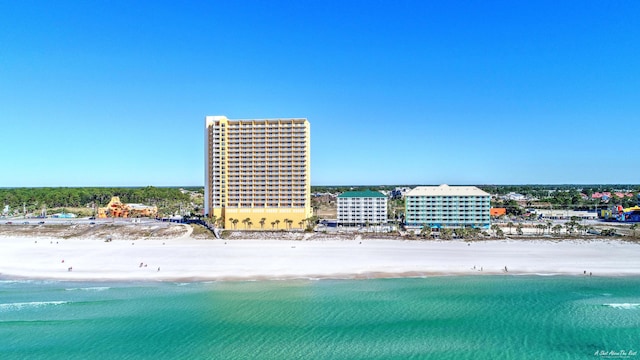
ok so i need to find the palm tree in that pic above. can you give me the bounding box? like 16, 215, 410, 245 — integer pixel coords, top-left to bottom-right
420, 224, 429, 237
546, 221, 553, 235
468, 227, 481, 240
271, 221, 276, 229
538, 224, 546, 235
507, 222, 514, 235
440, 228, 453, 240
303, 216, 319, 231
490, 224, 499, 237
232, 218, 239, 230
298, 220, 304, 229
516, 223, 523, 236
308, 216, 319, 228
284, 218, 290, 230
275, 219, 280, 230
228, 217, 235, 229
259, 218, 266, 230
454, 227, 468, 239
242, 217, 251, 230
248, 220, 253, 230
565, 221, 577, 235
286, 219, 293, 230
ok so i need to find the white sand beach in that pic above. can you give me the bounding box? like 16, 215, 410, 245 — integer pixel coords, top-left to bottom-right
1, 235, 640, 281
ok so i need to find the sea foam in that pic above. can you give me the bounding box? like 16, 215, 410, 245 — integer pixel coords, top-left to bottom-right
0, 301, 68, 311
603, 303, 640, 309
65, 287, 110, 292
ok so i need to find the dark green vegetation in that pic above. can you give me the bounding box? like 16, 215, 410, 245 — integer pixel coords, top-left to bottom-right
0, 187, 191, 217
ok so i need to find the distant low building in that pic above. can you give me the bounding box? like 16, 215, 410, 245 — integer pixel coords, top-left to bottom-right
127, 203, 159, 217
337, 190, 387, 227
535, 209, 598, 220
405, 184, 490, 229
502, 192, 525, 201
490, 208, 507, 217
98, 197, 158, 218
592, 192, 621, 201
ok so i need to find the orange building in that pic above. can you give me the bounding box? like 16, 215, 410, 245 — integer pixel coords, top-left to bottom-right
490, 208, 507, 217
98, 196, 157, 218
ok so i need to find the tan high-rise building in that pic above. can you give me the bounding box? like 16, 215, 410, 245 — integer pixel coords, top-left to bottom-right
205, 116, 311, 230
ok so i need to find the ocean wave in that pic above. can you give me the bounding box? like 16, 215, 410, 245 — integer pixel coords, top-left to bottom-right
65, 287, 110, 292
0, 280, 34, 285
0, 280, 63, 288
0, 301, 68, 311
0, 280, 59, 285
603, 303, 640, 309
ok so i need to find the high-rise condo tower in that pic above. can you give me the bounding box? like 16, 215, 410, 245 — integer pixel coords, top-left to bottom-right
205, 116, 311, 230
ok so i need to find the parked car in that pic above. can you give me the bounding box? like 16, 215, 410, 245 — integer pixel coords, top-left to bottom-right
38, 221, 45, 225
6, 221, 12, 225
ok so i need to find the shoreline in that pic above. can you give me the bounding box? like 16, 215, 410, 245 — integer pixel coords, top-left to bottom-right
1, 236, 640, 282
4, 271, 640, 284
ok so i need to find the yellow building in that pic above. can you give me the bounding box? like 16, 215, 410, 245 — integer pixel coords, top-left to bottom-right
205, 116, 311, 230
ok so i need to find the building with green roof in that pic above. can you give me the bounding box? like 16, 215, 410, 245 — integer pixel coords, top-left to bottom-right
337, 190, 387, 226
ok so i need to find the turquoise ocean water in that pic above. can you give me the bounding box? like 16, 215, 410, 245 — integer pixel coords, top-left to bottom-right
1, 276, 639, 359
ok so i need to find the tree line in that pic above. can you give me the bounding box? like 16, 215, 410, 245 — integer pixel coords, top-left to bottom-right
0, 187, 190, 213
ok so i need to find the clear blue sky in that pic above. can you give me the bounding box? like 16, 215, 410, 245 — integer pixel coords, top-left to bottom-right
1, 1, 638, 187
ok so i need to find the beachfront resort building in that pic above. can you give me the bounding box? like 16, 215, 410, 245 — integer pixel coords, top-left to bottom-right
404, 184, 490, 230
204, 116, 311, 230
337, 190, 387, 227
